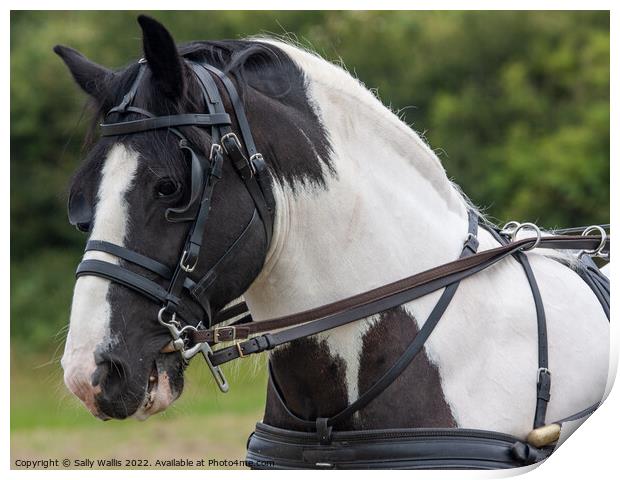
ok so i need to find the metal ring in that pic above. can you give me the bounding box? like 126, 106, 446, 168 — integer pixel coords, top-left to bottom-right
177, 324, 199, 336
500, 221, 521, 236
512, 222, 542, 251
502, 221, 521, 231
157, 307, 178, 327
581, 225, 607, 256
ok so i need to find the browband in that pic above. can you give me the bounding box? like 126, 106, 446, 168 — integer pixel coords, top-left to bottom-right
100, 113, 231, 136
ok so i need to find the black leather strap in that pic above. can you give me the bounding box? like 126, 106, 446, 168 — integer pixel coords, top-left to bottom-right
246, 422, 552, 469
76, 259, 177, 305
85, 240, 173, 278
202, 64, 259, 157
108, 63, 147, 114
209, 232, 542, 366
197, 63, 274, 246
100, 113, 231, 136
165, 141, 208, 222
76, 259, 202, 325
189, 209, 260, 302
514, 252, 550, 429
214, 302, 250, 324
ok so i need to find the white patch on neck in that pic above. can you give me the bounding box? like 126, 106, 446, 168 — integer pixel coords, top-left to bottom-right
247, 41, 468, 410
318, 316, 379, 408
62, 144, 139, 394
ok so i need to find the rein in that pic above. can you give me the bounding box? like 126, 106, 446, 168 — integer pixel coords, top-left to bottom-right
191, 231, 609, 365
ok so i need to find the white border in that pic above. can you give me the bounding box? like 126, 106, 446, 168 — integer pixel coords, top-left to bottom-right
4, 2, 617, 479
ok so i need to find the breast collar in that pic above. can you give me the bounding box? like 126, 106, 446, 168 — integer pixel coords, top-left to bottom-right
75, 58, 275, 391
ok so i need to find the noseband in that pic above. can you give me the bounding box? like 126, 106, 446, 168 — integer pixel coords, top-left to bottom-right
74, 58, 275, 391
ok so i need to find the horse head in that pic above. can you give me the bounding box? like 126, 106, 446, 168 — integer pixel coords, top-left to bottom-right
58, 15, 329, 419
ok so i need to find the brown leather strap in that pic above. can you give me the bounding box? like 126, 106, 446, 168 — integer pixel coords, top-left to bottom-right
188, 234, 608, 351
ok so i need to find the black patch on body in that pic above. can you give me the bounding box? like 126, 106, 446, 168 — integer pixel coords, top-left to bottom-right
264, 307, 456, 431
356, 307, 456, 429
179, 40, 335, 190
264, 337, 352, 431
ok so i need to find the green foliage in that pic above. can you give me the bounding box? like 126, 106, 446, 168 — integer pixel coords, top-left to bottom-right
10, 11, 609, 350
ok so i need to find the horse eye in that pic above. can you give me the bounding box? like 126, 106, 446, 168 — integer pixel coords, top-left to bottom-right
155, 179, 180, 198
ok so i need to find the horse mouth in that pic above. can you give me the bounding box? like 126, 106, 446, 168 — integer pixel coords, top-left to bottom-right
142, 363, 159, 411
133, 357, 177, 420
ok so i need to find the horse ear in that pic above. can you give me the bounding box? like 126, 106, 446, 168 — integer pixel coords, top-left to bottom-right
53, 45, 111, 99
137, 15, 185, 99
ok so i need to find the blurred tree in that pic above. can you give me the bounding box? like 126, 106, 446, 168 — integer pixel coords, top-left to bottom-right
10, 11, 609, 349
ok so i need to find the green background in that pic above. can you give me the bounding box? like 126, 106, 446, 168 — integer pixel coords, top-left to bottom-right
10, 10, 609, 466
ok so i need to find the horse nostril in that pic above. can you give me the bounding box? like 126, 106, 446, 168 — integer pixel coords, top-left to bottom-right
93, 355, 130, 398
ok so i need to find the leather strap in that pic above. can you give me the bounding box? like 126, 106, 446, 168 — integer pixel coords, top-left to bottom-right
198, 63, 275, 245
77, 259, 177, 304
214, 301, 250, 324
191, 234, 609, 356
515, 252, 550, 429
246, 422, 553, 469
85, 240, 173, 278
203, 64, 259, 157
100, 113, 231, 136
108, 63, 147, 114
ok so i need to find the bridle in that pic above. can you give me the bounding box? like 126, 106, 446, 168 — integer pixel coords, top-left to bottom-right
73, 58, 275, 392
70, 55, 611, 467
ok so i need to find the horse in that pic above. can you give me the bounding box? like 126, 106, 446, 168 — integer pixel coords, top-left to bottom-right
57, 15, 609, 468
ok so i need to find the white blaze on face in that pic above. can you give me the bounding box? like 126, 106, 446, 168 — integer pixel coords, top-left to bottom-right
61, 144, 139, 415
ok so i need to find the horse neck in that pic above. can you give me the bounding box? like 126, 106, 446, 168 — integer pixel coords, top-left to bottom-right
244, 53, 471, 426
246, 55, 470, 321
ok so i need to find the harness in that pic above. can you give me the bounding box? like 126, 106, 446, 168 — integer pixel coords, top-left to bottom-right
71, 57, 611, 469
73, 58, 275, 391
242, 222, 609, 469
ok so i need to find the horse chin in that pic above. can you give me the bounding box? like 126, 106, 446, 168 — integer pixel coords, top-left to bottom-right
132, 357, 181, 420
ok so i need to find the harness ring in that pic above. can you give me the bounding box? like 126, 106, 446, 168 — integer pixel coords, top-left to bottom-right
581, 225, 607, 257
511, 222, 542, 251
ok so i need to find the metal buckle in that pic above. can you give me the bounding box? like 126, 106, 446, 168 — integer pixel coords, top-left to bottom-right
511, 222, 542, 251
537, 367, 551, 382
209, 143, 222, 161
249, 153, 263, 175
214, 326, 236, 343
180, 249, 198, 272
220, 132, 242, 154
236, 342, 246, 358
